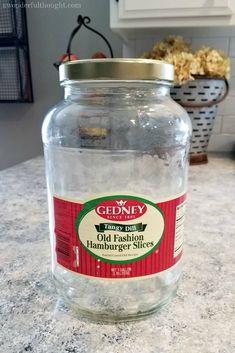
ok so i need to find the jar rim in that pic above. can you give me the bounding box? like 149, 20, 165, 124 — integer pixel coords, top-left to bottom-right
59, 58, 174, 83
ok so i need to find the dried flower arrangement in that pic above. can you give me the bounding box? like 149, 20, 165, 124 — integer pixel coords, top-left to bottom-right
143, 36, 230, 85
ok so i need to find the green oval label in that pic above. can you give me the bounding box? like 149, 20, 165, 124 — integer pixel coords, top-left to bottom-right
76, 195, 165, 264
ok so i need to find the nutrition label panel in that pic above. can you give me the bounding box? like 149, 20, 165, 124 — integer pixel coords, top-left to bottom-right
174, 201, 186, 258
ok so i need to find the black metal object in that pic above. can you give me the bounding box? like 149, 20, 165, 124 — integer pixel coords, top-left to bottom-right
0, 0, 33, 102
54, 15, 114, 70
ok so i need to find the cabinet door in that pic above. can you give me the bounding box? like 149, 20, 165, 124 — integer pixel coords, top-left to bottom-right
118, 0, 233, 19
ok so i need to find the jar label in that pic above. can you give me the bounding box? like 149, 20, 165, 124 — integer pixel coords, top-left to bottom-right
54, 193, 186, 279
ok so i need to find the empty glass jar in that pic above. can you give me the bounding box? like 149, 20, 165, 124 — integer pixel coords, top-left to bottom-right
42, 59, 191, 321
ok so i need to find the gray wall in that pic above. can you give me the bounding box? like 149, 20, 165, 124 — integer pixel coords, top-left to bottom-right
0, 0, 122, 170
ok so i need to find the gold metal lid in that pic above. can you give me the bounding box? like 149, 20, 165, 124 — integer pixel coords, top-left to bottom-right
59, 58, 174, 82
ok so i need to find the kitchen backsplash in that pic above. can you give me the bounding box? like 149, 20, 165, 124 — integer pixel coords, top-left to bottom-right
123, 31, 235, 152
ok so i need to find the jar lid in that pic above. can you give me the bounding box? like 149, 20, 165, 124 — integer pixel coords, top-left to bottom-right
59, 58, 174, 82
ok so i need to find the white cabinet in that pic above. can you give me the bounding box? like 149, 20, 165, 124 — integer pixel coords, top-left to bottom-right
118, 0, 233, 19
110, 0, 235, 39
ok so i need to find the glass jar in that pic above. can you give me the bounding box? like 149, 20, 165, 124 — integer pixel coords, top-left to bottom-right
42, 59, 191, 321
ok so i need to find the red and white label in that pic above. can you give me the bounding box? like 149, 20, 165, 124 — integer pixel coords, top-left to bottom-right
53, 193, 186, 279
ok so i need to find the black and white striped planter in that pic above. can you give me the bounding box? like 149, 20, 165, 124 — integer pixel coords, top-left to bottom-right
171, 77, 229, 165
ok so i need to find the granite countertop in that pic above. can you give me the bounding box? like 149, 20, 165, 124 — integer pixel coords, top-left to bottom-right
0, 154, 235, 353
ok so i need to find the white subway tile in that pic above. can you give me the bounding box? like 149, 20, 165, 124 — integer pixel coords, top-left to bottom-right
192, 37, 229, 54
218, 97, 235, 115
230, 58, 235, 77
135, 38, 154, 57
123, 40, 136, 58
212, 115, 222, 134
227, 78, 235, 96
188, 28, 235, 38
222, 116, 235, 134
229, 37, 235, 56
208, 134, 235, 152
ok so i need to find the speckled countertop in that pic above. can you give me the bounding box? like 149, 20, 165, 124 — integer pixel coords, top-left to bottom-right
0, 154, 235, 353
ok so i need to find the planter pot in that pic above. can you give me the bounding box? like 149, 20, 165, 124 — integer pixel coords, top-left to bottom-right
171, 77, 229, 165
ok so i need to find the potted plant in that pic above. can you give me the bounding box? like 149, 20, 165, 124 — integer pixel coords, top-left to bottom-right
143, 36, 230, 165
